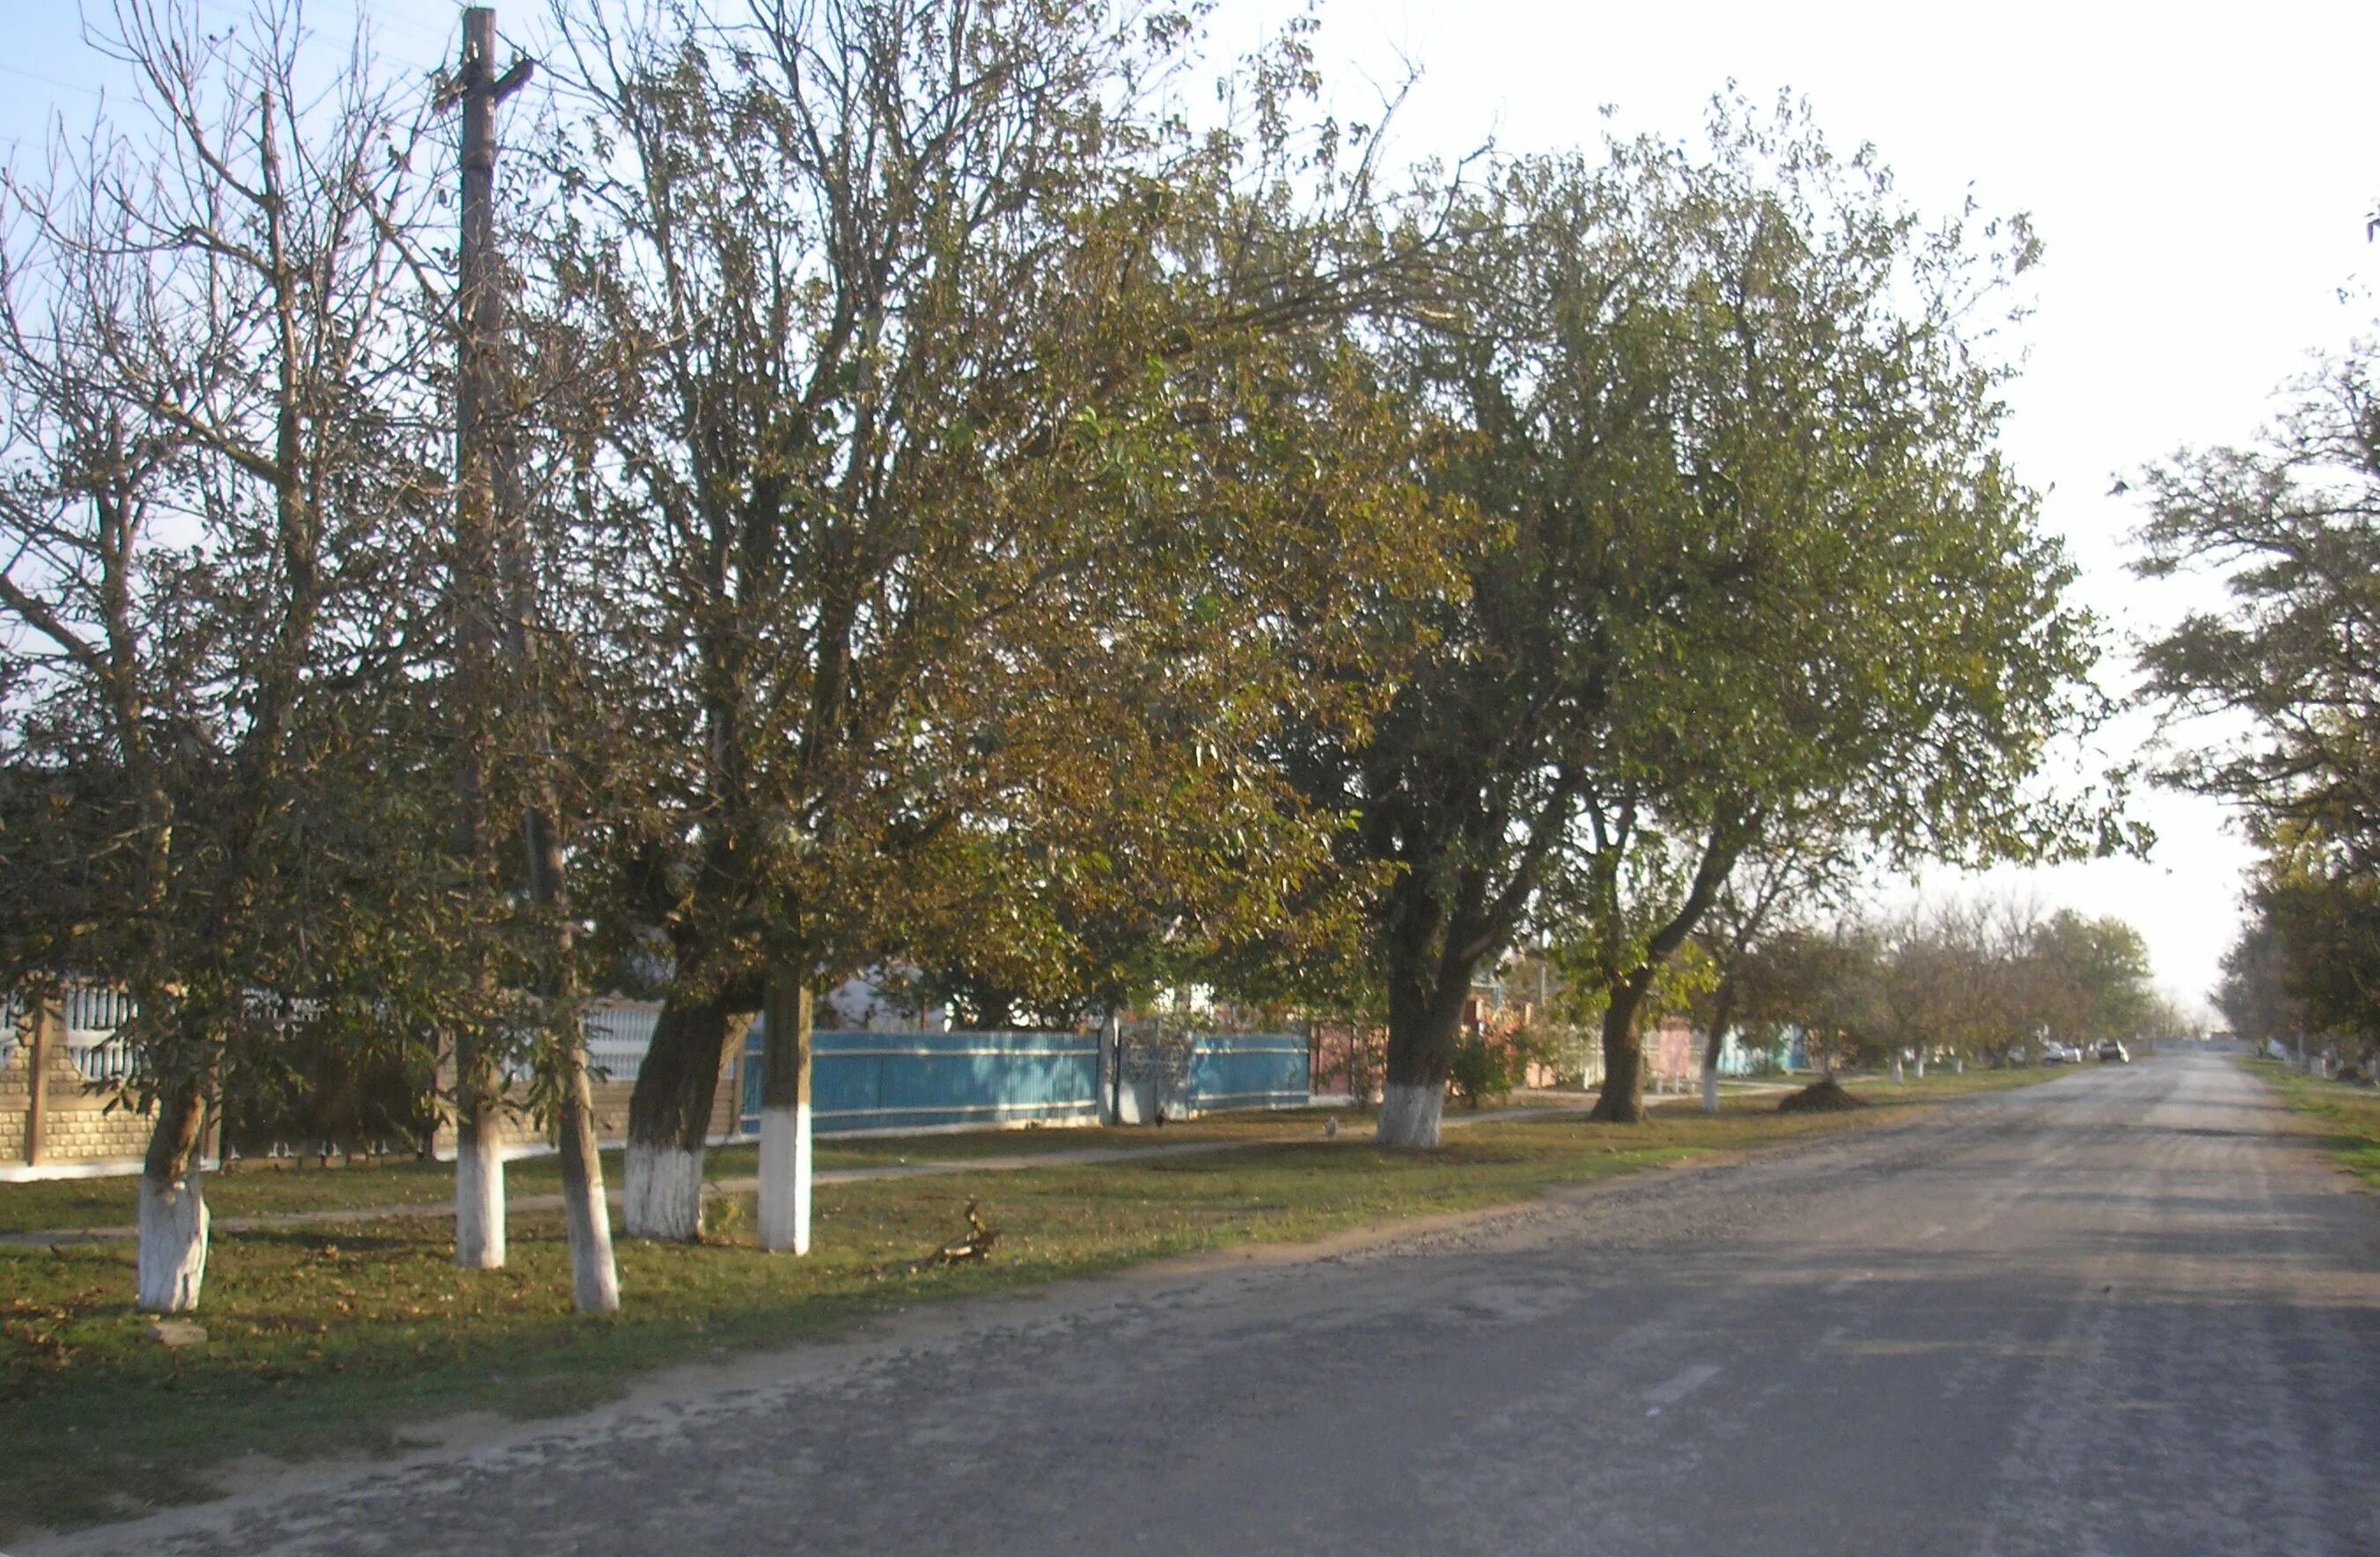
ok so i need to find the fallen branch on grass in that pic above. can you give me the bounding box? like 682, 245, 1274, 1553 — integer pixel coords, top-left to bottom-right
878, 1200, 1002, 1278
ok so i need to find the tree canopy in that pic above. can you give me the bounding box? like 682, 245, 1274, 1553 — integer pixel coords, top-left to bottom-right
2136, 334, 2380, 1066
0, 3, 2139, 1304
1274, 99, 2112, 1142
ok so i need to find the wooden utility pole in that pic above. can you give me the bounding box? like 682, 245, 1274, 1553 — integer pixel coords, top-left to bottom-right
449, 9, 615, 1312
444, 3, 529, 1273
454, 5, 532, 596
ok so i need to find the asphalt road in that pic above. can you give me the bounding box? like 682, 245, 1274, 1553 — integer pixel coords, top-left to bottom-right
36, 1052, 2380, 1556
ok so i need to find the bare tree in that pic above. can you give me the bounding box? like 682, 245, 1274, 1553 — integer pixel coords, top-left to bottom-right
0, 2, 439, 1310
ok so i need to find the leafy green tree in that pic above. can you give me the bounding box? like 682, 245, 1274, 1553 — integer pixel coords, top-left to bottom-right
1294, 100, 2106, 1144
1732, 898, 2158, 1078
2019, 908, 2156, 1048
2135, 341, 2380, 868
535, 0, 1451, 1238
2134, 334, 2380, 1067
2236, 842, 2380, 1064
2216, 892, 2314, 1052
1874, 904, 2007, 1078
1742, 920, 1888, 1076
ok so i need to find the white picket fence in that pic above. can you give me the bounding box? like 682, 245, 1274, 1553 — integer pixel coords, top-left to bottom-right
582, 1001, 662, 1083
1, 988, 139, 1083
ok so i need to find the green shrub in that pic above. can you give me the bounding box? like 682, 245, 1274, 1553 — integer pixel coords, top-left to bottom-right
1448, 1026, 1556, 1108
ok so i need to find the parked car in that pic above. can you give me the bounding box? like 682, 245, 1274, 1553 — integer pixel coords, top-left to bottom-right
2097, 1040, 2129, 1063
2042, 1044, 2071, 1065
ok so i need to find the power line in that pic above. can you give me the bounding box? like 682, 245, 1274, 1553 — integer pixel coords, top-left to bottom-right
0, 62, 106, 101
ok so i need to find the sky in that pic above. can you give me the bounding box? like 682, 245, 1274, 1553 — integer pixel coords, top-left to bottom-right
4, 0, 2374, 1010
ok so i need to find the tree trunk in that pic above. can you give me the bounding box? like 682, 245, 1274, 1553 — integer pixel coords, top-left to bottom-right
453, 1052, 506, 1269
1102, 1011, 1122, 1124
622, 994, 746, 1240
1701, 980, 1737, 1117
1376, 1079, 1444, 1147
1590, 979, 1653, 1123
757, 972, 812, 1254
136, 1085, 210, 1313
518, 787, 613, 1304
1892, 1052, 1906, 1085
1915, 1050, 1927, 1079
555, 1039, 619, 1311
1375, 952, 1470, 1149
1586, 826, 1738, 1126
23, 992, 55, 1165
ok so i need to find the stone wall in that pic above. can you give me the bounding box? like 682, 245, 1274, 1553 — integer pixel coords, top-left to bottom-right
4, 1032, 743, 1176
1, 1039, 155, 1168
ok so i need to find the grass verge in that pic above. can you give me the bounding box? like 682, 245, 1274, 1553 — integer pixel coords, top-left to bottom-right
0, 1111, 1362, 1237
0, 1089, 1991, 1539
2240, 1056, 2380, 1190
1, 1071, 2056, 1237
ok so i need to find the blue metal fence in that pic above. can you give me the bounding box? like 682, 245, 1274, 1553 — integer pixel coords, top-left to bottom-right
738, 1025, 1103, 1137
1715, 1025, 1803, 1076
1184, 1033, 1310, 1112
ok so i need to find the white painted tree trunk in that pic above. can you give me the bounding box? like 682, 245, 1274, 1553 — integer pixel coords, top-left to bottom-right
556, 1069, 620, 1313
563, 1176, 620, 1311
757, 1102, 812, 1254
454, 1116, 506, 1269
1916, 1052, 1928, 1078
1375, 1081, 1443, 1147
1701, 1056, 1719, 1114
758, 967, 813, 1252
1892, 1053, 1906, 1085
1956, 1056, 1965, 1074
623, 1142, 705, 1241
136, 1169, 209, 1313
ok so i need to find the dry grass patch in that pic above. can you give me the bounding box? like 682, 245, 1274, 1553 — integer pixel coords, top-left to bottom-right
2244, 1057, 2380, 1191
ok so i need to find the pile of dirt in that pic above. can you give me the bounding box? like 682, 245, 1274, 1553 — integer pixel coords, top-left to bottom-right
1776, 1076, 1869, 1113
